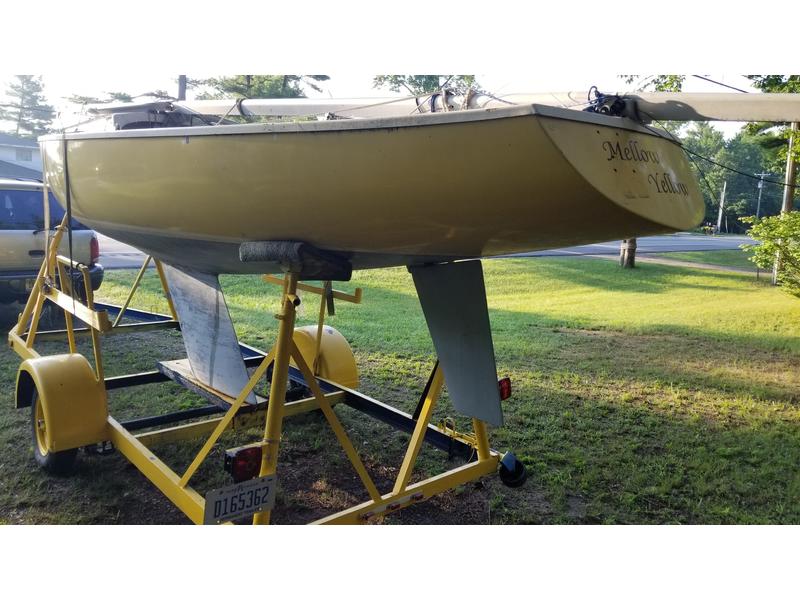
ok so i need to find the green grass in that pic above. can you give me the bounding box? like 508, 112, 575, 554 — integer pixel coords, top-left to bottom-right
652, 249, 757, 270
1, 257, 799, 524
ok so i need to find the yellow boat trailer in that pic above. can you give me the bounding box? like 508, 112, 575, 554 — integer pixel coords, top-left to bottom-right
7, 216, 525, 525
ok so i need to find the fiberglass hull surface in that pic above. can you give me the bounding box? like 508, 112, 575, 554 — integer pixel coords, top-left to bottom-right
41, 105, 704, 274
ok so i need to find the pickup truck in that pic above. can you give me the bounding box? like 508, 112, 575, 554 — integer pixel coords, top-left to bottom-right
0, 177, 103, 304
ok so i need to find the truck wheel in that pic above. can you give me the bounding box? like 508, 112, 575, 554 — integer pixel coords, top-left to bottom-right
40, 303, 65, 331
31, 392, 77, 475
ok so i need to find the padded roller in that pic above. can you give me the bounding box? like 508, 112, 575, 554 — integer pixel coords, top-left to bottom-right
239, 240, 352, 281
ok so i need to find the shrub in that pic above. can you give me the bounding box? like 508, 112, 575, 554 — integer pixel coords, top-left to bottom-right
742, 212, 800, 297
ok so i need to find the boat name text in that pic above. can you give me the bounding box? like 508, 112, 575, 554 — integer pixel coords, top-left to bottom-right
602, 140, 661, 164
648, 172, 689, 197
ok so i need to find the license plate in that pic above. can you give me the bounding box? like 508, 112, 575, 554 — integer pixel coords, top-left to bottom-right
25, 278, 35, 291
203, 475, 276, 525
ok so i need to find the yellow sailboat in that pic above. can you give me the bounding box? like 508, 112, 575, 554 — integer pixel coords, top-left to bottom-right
9, 90, 796, 525
40, 101, 704, 274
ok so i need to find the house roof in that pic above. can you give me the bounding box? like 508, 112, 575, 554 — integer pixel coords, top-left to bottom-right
0, 159, 42, 179
0, 132, 39, 148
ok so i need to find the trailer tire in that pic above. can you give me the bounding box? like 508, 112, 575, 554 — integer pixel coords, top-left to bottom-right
31, 392, 77, 475
499, 452, 527, 488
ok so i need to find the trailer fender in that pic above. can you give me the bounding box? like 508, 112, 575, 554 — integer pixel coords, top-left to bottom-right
16, 354, 108, 452
292, 325, 359, 389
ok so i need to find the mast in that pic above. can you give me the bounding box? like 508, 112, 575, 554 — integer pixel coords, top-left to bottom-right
172, 92, 800, 122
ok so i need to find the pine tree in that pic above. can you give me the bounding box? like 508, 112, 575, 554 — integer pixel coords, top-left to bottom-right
0, 75, 55, 138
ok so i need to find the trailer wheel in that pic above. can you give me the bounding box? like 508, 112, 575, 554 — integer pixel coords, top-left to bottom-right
31, 392, 77, 475
499, 452, 527, 488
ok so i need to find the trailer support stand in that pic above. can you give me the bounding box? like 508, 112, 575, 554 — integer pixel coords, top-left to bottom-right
253, 272, 299, 524
10, 249, 515, 525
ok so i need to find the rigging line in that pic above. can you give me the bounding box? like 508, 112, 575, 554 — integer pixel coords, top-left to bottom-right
61, 136, 76, 312
682, 147, 795, 189
635, 75, 657, 91
409, 92, 435, 115
214, 99, 244, 125
633, 111, 736, 202
548, 93, 569, 109
479, 91, 521, 107
685, 149, 722, 203
326, 93, 434, 116
637, 109, 795, 189
691, 75, 750, 94
642, 113, 721, 202
303, 92, 432, 118
335, 88, 516, 118
642, 121, 722, 203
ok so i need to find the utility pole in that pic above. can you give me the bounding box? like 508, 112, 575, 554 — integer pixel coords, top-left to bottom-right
780, 122, 798, 214
773, 122, 798, 285
178, 75, 187, 101
754, 172, 772, 219
716, 180, 727, 234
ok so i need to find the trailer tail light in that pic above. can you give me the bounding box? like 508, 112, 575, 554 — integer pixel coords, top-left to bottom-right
224, 445, 263, 483
90, 235, 100, 264
498, 377, 512, 400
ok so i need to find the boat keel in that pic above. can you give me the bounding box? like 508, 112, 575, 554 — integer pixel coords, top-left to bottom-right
409, 260, 503, 427
161, 264, 256, 404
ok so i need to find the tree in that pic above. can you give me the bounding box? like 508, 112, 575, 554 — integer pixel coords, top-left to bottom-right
106, 91, 135, 103
65, 94, 103, 105
745, 75, 799, 283
746, 75, 800, 94
0, 75, 55, 138
372, 75, 477, 95
718, 132, 783, 230
195, 75, 330, 99
681, 126, 781, 232
743, 212, 800, 296
622, 75, 686, 93
66, 89, 174, 107
744, 75, 799, 210
682, 121, 726, 225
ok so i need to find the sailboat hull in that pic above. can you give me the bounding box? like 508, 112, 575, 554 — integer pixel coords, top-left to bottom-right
41, 105, 704, 274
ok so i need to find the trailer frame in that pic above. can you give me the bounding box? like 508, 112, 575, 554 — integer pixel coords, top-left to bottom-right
7, 219, 525, 524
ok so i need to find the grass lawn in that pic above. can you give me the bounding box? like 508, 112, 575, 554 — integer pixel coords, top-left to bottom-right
651, 249, 757, 270
1, 257, 799, 524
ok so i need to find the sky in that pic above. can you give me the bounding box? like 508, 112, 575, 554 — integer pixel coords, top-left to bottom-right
0, 73, 760, 138
0, 0, 790, 140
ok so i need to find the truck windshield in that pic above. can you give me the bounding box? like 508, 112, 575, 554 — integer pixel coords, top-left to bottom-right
0, 189, 88, 231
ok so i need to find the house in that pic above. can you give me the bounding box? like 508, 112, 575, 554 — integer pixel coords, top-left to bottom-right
0, 132, 41, 179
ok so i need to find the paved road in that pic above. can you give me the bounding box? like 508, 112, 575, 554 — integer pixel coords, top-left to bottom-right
510, 233, 753, 258
98, 232, 755, 270
97, 235, 148, 269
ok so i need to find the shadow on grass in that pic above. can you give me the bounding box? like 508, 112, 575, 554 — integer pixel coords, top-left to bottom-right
493, 322, 800, 404
491, 257, 755, 295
